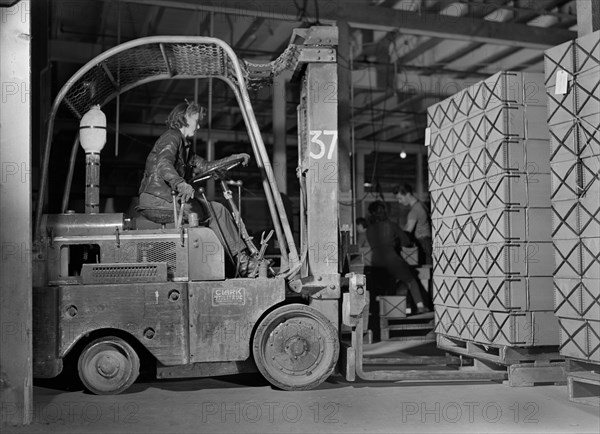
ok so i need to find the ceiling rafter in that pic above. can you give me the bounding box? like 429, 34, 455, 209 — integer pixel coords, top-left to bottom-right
98, 0, 577, 49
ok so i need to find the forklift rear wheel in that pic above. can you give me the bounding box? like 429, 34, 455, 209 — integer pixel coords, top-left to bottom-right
78, 336, 140, 395
253, 304, 339, 390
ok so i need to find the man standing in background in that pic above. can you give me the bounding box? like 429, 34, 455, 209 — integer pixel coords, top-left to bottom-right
394, 184, 432, 265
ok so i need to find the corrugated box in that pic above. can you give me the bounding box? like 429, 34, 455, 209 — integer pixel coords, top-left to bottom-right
580, 196, 600, 239
552, 199, 600, 240
554, 238, 599, 279
486, 172, 552, 209
551, 159, 581, 201
475, 72, 545, 110
554, 278, 584, 318
433, 245, 471, 277
581, 237, 600, 279
469, 276, 554, 312
433, 276, 477, 309
484, 241, 554, 277
486, 139, 551, 175
573, 32, 600, 74
544, 38, 573, 85
574, 68, 600, 118
433, 214, 473, 246
554, 278, 600, 319
470, 178, 488, 213
554, 238, 583, 278
552, 199, 581, 240
377, 295, 407, 319
546, 89, 575, 127
435, 305, 560, 346
483, 207, 552, 243
558, 317, 600, 362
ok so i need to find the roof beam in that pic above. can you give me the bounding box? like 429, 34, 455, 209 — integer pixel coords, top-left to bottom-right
103, 0, 577, 49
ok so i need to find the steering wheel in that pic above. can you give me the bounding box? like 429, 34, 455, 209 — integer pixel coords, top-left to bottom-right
190, 156, 244, 184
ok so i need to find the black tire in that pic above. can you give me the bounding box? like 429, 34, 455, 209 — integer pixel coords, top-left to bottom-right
252, 304, 339, 391
77, 336, 140, 395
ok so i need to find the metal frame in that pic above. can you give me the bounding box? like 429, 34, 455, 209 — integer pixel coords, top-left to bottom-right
34, 35, 299, 276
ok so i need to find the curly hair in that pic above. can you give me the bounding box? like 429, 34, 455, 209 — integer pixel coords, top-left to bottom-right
166, 100, 206, 130
393, 184, 414, 196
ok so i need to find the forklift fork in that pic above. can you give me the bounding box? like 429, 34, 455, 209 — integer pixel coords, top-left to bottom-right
342, 273, 508, 383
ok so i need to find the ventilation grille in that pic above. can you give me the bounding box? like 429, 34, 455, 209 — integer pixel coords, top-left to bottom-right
137, 242, 177, 276
81, 262, 168, 284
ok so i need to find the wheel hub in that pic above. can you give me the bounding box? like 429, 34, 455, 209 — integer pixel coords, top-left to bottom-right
286, 337, 308, 358
96, 354, 120, 378
267, 319, 324, 375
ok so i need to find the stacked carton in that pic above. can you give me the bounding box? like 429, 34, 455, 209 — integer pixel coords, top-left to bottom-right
545, 31, 600, 363
427, 72, 559, 347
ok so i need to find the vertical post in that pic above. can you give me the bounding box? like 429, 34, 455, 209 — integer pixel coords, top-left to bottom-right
1, 0, 33, 427
356, 150, 366, 218
302, 60, 339, 325
206, 11, 215, 198
577, 0, 600, 37
272, 73, 287, 194
337, 20, 353, 230
206, 139, 215, 197
85, 153, 100, 213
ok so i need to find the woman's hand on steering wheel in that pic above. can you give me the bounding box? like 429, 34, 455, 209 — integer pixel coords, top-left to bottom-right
235, 153, 251, 166
190, 154, 248, 184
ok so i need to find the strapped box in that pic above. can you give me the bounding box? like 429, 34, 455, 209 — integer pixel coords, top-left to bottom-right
552, 199, 600, 240
435, 305, 560, 346
558, 317, 600, 362
432, 276, 477, 309
486, 172, 552, 209
554, 278, 600, 320
484, 241, 554, 277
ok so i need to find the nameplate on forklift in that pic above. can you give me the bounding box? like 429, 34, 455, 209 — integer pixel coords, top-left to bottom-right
212, 287, 245, 305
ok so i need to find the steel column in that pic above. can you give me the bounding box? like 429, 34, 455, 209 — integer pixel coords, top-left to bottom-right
0, 0, 33, 426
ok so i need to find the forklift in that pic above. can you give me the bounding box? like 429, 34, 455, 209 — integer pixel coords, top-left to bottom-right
32, 26, 506, 395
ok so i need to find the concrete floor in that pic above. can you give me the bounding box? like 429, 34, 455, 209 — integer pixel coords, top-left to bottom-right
3, 367, 599, 434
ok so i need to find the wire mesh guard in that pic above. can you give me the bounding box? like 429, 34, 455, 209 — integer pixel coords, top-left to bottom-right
63, 39, 300, 119
137, 242, 178, 277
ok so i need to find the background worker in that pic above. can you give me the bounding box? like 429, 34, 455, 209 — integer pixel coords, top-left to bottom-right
366, 201, 429, 339
394, 184, 433, 265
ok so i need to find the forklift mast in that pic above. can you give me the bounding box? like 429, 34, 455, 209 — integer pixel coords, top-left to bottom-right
290, 26, 340, 325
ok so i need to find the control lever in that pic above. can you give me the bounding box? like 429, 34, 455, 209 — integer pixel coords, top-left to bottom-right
251, 229, 274, 278
171, 190, 179, 224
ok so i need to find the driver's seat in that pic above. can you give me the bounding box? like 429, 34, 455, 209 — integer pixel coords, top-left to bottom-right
134, 205, 176, 226
133, 203, 211, 229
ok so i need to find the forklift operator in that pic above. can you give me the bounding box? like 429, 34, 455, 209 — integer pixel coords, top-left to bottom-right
138, 100, 256, 275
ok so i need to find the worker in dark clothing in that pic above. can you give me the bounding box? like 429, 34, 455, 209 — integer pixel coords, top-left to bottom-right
139, 100, 256, 275
366, 201, 430, 323
394, 184, 433, 265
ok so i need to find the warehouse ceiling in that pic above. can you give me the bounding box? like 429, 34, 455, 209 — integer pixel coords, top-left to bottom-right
42, 0, 579, 199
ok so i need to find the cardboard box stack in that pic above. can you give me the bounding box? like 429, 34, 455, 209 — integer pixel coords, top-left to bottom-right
545, 31, 600, 363
427, 71, 559, 347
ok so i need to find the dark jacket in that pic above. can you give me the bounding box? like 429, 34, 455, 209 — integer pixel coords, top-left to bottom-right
139, 129, 210, 202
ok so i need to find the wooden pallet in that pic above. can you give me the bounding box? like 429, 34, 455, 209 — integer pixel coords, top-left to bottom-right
566, 358, 600, 406
380, 312, 435, 342
437, 334, 566, 386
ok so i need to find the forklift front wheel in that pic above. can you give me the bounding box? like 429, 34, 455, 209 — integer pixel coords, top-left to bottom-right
253, 304, 339, 391
77, 336, 140, 395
